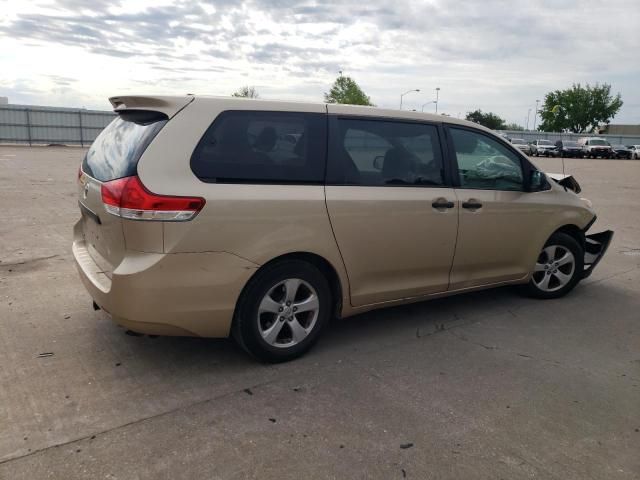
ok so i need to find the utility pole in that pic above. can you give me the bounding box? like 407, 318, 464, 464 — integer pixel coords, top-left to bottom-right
435, 87, 440, 114
533, 99, 540, 131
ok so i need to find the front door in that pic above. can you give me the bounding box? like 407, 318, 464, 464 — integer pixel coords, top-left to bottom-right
325, 113, 458, 306
446, 126, 544, 290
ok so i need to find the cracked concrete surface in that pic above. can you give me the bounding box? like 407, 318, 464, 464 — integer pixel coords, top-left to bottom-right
0, 147, 639, 479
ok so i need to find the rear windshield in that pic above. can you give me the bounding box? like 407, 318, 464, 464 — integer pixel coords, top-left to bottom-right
564, 141, 578, 147
511, 139, 526, 144
538, 140, 552, 145
82, 116, 166, 182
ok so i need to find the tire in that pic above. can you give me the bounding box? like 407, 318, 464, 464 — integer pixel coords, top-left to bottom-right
232, 259, 332, 363
522, 232, 584, 299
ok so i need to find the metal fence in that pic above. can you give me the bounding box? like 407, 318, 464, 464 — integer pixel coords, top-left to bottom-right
495, 130, 640, 146
0, 104, 115, 146
2, 103, 639, 148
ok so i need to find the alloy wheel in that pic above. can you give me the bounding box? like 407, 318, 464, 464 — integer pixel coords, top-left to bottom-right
257, 278, 320, 348
532, 245, 576, 292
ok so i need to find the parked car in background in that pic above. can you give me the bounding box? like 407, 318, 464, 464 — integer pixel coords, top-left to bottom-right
511, 138, 531, 155
611, 145, 632, 159
555, 140, 583, 158
628, 145, 640, 159
73, 95, 613, 362
530, 139, 557, 157
578, 137, 613, 158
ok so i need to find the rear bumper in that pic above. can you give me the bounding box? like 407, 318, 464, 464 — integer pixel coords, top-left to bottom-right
73, 238, 259, 337
562, 150, 583, 157
582, 230, 614, 278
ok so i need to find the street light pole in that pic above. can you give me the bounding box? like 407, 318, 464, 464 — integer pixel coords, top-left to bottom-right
400, 89, 420, 110
421, 101, 436, 112
533, 99, 540, 131
526, 108, 531, 130
435, 87, 440, 114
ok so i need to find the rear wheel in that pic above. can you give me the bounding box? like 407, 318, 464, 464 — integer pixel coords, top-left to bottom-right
232, 260, 332, 362
522, 233, 584, 299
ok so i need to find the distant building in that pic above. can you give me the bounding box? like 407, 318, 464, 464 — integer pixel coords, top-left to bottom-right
598, 124, 640, 135
0, 97, 8, 105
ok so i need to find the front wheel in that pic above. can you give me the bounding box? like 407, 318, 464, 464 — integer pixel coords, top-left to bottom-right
232, 260, 332, 362
522, 232, 584, 299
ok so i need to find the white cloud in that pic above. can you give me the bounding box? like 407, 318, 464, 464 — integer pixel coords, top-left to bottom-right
0, 0, 638, 125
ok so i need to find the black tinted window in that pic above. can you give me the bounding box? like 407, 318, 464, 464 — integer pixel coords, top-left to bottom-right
191, 111, 326, 183
450, 128, 524, 191
327, 118, 444, 186
82, 116, 166, 182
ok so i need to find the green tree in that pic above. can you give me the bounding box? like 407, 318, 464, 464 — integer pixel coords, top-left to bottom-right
232, 86, 259, 98
324, 75, 374, 106
465, 109, 506, 130
538, 83, 622, 133
504, 122, 524, 131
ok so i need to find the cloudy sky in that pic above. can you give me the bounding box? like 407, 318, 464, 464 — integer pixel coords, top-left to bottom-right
0, 0, 638, 125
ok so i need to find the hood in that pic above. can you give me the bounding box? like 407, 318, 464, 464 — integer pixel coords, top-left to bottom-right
546, 173, 581, 194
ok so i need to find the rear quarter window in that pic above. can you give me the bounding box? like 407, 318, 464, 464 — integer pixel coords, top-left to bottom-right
82, 116, 166, 182
190, 111, 327, 184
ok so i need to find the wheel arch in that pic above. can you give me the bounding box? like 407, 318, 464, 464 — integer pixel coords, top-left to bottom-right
550, 224, 586, 250
234, 251, 345, 321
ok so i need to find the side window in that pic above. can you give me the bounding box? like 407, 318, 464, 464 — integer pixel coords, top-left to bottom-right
191, 111, 326, 183
327, 118, 444, 186
449, 128, 524, 191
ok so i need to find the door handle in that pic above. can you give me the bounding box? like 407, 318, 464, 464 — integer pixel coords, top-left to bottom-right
432, 199, 455, 209
462, 201, 483, 210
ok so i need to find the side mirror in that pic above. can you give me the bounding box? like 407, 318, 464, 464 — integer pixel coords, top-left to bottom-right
373, 156, 384, 170
529, 170, 546, 191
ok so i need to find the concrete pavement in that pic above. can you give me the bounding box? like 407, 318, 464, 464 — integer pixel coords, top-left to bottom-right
0, 147, 638, 479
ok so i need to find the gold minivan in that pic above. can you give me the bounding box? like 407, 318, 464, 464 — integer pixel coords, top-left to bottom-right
74, 95, 612, 362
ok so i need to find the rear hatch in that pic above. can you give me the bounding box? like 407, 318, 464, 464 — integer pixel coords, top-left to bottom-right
77, 95, 193, 275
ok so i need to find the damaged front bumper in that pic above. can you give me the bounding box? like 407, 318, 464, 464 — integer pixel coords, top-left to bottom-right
582, 230, 614, 278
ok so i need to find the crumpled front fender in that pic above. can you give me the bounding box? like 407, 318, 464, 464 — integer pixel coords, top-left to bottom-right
582, 230, 614, 278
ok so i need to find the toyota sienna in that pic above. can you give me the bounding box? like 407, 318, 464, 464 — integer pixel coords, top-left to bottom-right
74, 95, 612, 362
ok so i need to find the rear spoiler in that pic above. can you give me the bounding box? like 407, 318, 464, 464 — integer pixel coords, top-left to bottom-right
109, 95, 194, 119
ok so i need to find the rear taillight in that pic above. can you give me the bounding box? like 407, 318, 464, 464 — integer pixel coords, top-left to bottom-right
101, 176, 205, 221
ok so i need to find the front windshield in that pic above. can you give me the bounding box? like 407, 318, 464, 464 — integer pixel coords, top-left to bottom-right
590, 139, 607, 146
539, 140, 552, 145
512, 139, 526, 145
564, 141, 578, 147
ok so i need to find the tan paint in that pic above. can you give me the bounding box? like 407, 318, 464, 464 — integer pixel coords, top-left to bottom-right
449, 184, 593, 289
325, 186, 458, 306
73, 95, 598, 338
